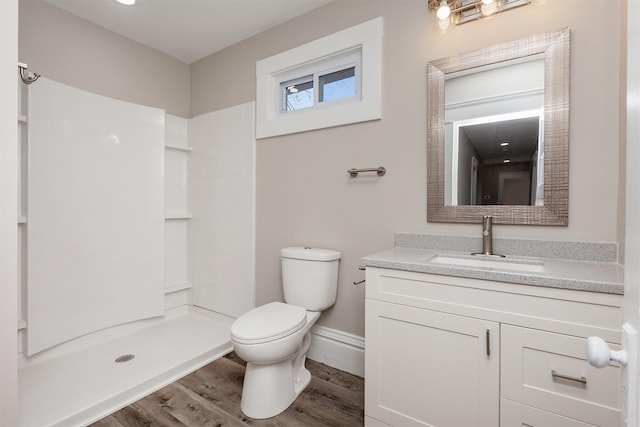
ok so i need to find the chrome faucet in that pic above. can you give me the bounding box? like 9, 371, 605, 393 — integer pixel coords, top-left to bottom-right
473, 216, 504, 257
481, 215, 493, 255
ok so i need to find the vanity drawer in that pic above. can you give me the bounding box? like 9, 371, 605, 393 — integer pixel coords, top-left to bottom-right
501, 399, 597, 427
501, 325, 620, 427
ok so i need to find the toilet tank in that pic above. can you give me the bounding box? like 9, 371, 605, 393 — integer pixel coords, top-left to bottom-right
281, 247, 341, 311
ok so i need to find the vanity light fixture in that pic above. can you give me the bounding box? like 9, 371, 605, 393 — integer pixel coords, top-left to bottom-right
428, 0, 531, 31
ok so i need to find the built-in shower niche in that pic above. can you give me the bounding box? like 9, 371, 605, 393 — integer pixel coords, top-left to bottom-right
164, 114, 194, 308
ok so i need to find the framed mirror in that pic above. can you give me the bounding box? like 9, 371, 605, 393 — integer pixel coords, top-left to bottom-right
427, 28, 570, 225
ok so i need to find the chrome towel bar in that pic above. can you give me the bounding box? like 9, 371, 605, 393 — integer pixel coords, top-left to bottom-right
348, 166, 386, 178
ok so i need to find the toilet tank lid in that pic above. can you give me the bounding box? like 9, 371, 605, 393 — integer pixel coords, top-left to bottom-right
281, 247, 341, 261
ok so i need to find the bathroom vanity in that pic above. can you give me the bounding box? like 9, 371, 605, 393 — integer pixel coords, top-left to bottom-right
363, 235, 623, 427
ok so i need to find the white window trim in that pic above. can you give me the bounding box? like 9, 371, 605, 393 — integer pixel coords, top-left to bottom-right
256, 17, 383, 139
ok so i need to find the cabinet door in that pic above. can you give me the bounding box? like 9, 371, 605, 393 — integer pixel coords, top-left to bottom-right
365, 299, 499, 427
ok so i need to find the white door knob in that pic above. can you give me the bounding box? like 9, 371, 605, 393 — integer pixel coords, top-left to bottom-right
586, 336, 628, 367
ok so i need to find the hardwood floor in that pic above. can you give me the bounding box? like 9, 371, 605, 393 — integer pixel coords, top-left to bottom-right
91, 353, 364, 427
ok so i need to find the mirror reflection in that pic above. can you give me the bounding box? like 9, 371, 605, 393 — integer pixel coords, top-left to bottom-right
444, 55, 544, 206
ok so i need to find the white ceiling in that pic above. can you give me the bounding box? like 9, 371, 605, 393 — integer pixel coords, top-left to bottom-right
42, 0, 334, 64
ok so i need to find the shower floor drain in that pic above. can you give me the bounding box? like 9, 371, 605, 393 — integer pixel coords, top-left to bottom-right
115, 354, 135, 363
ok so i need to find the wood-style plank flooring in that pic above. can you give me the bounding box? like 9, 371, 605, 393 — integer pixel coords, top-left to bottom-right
91, 353, 364, 427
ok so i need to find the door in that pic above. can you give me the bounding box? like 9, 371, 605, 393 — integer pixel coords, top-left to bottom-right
624, 2, 640, 425
470, 156, 478, 205
365, 299, 499, 427
498, 171, 530, 205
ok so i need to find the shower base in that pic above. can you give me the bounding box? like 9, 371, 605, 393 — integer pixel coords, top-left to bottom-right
18, 305, 234, 427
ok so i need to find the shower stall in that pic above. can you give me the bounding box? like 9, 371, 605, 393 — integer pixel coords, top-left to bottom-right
16, 69, 255, 426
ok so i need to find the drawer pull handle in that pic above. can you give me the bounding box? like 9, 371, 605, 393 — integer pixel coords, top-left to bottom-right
551, 370, 587, 386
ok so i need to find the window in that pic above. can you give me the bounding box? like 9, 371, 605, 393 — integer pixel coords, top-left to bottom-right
282, 76, 314, 111
280, 65, 358, 112
256, 17, 383, 139
319, 67, 356, 103
278, 50, 360, 113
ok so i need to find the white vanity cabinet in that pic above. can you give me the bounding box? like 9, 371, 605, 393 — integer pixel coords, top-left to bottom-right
364, 267, 622, 427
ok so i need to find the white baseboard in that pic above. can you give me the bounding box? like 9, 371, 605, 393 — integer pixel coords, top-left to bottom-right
307, 325, 365, 377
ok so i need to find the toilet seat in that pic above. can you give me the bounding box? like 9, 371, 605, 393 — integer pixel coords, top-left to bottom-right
231, 302, 307, 345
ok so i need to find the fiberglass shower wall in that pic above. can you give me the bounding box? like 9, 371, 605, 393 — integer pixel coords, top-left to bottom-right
26, 78, 165, 356
190, 103, 256, 318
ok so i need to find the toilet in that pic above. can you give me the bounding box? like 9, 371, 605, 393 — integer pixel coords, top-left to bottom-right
230, 246, 341, 419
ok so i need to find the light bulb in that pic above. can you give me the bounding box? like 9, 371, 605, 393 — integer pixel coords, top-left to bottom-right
438, 16, 452, 32
481, 1, 498, 16
481, 0, 494, 4
436, 0, 451, 20
116, 0, 135, 5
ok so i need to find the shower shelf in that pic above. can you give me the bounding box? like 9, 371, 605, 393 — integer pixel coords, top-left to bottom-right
17, 319, 26, 331
17, 216, 27, 224
165, 144, 193, 152
18, 115, 27, 124
165, 212, 192, 220
165, 282, 192, 294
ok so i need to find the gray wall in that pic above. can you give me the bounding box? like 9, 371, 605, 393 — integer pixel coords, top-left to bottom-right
19, 0, 625, 338
191, 0, 624, 337
19, 0, 190, 118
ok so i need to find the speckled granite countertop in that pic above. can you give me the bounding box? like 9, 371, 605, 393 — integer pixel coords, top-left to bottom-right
362, 234, 624, 295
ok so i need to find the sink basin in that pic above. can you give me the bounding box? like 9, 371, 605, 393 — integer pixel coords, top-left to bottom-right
428, 254, 545, 273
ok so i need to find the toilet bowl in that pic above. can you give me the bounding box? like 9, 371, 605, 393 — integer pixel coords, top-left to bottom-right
231, 302, 321, 419
230, 247, 341, 419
